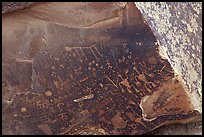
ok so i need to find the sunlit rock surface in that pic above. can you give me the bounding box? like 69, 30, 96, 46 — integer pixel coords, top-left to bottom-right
135, 2, 202, 135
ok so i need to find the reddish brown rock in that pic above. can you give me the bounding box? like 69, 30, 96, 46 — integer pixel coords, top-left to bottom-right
2, 2, 201, 135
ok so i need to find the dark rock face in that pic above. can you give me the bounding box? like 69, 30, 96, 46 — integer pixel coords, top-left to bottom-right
2, 2, 35, 14
2, 2, 200, 135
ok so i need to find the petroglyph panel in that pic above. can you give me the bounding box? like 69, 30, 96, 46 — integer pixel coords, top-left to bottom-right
2, 2, 201, 135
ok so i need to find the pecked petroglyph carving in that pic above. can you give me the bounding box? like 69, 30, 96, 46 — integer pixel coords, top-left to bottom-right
2, 2, 201, 135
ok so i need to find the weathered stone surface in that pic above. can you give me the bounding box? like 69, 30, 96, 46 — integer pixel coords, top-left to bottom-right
135, 2, 202, 135
135, 2, 202, 113
2, 2, 35, 14
2, 2, 201, 135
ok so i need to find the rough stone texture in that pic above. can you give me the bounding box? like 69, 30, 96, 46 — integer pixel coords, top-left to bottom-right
1, 3, 201, 134
146, 122, 202, 135
2, 2, 35, 14
135, 2, 202, 135
135, 2, 202, 112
